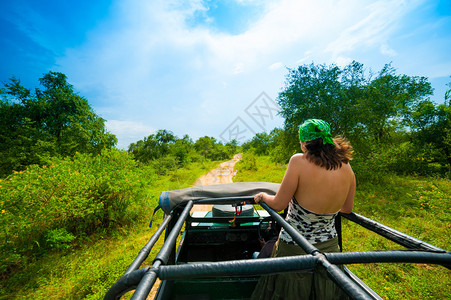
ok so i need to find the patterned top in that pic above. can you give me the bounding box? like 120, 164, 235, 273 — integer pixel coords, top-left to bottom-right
279, 198, 339, 244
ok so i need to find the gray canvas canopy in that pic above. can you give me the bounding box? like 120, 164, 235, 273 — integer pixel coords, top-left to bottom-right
158, 182, 280, 214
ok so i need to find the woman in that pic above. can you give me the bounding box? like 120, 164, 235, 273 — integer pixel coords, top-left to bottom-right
251, 119, 355, 300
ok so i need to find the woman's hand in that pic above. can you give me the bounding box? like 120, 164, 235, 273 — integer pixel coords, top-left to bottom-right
254, 192, 267, 204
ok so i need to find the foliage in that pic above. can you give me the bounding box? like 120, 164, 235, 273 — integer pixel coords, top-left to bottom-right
0, 149, 150, 275
0, 72, 117, 177
242, 133, 271, 155
44, 228, 76, 250
241, 128, 296, 164
409, 98, 451, 169
193, 136, 233, 160
129, 131, 238, 165
273, 62, 450, 173
234, 155, 287, 183
277, 62, 432, 153
236, 152, 258, 171
0, 157, 223, 299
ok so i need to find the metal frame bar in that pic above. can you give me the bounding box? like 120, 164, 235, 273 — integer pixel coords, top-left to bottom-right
104, 213, 174, 300
340, 212, 446, 252
259, 201, 373, 299
130, 200, 194, 300
104, 196, 451, 300
125, 214, 173, 275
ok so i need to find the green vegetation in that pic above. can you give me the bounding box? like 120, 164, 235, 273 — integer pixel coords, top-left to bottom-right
0, 72, 117, 177
128, 130, 238, 168
0, 157, 223, 299
1, 63, 449, 299
0, 72, 238, 299
234, 154, 450, 299
0, 149, 148, 275
243, 62, 450, 176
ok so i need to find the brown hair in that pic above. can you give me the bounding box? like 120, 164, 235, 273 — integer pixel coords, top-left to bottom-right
303, 136, 353, 170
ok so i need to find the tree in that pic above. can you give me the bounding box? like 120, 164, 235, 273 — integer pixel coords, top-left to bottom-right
0, 72, 116, 176
36, 72, 117, 155
409, 82, 451, 169
357, 64, 432, 141
277, 61, 433, 155
194, 136, 217, 159
278, 62, 365, 135
242, 133, 271, 155
128, 130, 178, 163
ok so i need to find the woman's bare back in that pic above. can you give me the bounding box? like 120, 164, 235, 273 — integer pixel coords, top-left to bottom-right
294, 154, 355, 214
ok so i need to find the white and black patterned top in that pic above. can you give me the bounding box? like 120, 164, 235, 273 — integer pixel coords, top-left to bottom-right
279, 198, 338, 244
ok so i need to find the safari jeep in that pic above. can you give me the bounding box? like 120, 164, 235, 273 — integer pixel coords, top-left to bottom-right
105, 182, 450, 300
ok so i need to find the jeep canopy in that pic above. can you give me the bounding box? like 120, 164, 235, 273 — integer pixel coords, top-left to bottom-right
158, 182, 280, 214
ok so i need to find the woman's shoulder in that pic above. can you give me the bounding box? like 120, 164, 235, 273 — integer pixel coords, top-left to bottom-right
289, 153, 306, 163
340, 162, 355, 177
290, 153, 304, 160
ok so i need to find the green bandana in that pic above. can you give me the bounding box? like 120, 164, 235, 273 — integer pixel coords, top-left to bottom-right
298, 119, 334, 145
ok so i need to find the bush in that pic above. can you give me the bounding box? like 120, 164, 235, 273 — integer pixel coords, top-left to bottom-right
238, 153, 258, 171
0, 149, 149, 275
44, 228, 76, 250
151, 155, 180, 175
352, 142, 447, 183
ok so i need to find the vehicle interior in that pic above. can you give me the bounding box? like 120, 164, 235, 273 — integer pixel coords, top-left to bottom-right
155, 204, 273, 300
104, 183, 450, 300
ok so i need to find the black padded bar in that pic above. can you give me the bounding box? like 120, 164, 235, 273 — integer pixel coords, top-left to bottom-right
316, 254, 371, 300
132, 202, 193, 300
103, 267, 150, 300
260, 202, 373, 299
125, 213, 173, 275
343, 266, 383, 300
130, 261, 161, 300
154, 201, 194, 265
340, 212, 445, 252
158, 255, 318, 279
335, 215, 343, 251
325, 250, 451, 266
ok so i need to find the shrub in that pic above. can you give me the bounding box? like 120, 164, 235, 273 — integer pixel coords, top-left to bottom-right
151, 155, 180, 175
0, 149, 149, 275
352, 142, 447, 183
44, 228, 76, 250
238, 153, 258, 171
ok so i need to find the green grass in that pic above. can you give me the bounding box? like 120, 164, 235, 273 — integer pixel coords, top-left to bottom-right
0, 159, 222, 300
2, 155, 450, 299
234, 154, 451, 300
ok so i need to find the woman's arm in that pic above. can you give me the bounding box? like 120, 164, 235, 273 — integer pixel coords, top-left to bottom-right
340, 170, 355, 213
254, 155, 300, 212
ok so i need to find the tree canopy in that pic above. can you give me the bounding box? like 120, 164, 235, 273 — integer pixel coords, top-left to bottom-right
0, 72, 117, 176
128, 131, 238, 169
275, 62, 449, 173
278, 62, 432, 143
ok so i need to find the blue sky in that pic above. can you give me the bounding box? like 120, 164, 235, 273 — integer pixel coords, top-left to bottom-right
1, 0, 450, 149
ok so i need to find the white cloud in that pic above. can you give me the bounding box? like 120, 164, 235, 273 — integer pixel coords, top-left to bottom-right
233, 62, 244, 74
334, 56, 353, 68
325, 0, 421, 58
106, 120, 155, 149
54, 0, 446, 147
380, 43, 397, 57
269, 62, 283, 70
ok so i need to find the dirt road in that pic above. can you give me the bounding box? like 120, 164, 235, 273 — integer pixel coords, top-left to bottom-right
146, 154, 242, 299
191, 153, 242, 212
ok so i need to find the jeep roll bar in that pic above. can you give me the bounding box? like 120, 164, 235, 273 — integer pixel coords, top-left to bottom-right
104, 196, 451, 300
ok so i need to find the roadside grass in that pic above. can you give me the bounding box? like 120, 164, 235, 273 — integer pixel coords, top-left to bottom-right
234, 154, 451, 300
0, 160, 222, 300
